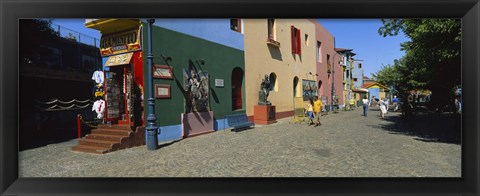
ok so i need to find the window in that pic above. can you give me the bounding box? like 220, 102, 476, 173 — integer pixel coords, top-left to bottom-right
82, 55, 97, 73
353, 78, 358, 82
38, 45, 62, 69
305, 34, 309, 46
359, 63, 362, 69
293, 77, 299, 97
291, 26, 301, 54
268, 19, 275, 40
316, 41, 322, 63
269, 72, 278, 92
327, 54, 331, 73
230, 19, 242, 32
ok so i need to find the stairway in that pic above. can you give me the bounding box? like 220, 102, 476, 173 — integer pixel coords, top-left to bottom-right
72, 124, 145, 154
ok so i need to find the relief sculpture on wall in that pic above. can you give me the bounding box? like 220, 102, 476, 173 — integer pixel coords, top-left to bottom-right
184, 69, 209, 113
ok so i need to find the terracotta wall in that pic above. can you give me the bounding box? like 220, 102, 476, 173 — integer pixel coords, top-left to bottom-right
309, 19, 338, 105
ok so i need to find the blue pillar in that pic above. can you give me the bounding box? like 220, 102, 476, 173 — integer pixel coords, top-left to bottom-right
146, 19, 159, 151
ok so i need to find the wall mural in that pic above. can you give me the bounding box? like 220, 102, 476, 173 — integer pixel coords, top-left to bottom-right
184, 69, 209, 113
302, 80, 317, 101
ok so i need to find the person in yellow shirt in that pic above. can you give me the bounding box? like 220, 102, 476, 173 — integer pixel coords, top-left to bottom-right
313, 96, 322, 127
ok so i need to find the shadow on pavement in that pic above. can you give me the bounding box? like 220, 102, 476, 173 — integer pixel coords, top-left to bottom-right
367, 109, 461, 145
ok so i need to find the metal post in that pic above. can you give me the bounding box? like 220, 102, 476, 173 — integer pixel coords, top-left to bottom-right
77, 114, 81, 140
146, 19, 158, 150
331, 53, 338, 112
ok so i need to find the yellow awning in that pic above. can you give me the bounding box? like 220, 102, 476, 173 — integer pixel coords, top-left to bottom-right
105, 52, 133, 67
85, 19, 141, 35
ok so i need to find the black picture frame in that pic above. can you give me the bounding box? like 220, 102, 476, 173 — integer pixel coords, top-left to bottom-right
1, 0, 479, 195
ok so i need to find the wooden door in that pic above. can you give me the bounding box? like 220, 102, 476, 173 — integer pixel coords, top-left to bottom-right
232, 68, 244, 110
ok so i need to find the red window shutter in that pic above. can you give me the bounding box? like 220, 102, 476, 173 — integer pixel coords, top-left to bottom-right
291, 25, 296, 53
296, 29, 301, 54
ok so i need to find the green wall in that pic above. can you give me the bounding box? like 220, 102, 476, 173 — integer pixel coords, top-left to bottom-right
143, 24, 246, 126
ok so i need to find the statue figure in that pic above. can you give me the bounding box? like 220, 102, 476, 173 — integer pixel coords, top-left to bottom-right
258, 74, 271, 105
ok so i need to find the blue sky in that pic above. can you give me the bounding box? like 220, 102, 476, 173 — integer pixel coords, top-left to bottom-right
317, 19, 410, 78
51, 19, 409, 78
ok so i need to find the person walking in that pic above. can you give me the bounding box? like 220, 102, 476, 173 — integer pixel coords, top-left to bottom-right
379, 98, 387, 118
370, 96, 376, 107
392, 95, 399, 112
362, 95, 369, 117
305, 98, 315, 126
313, 96, 322, 127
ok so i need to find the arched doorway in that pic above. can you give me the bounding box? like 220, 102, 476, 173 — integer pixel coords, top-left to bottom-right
293, 77, 299, 97
269, 72, 277, 92
232, 67, 244, 110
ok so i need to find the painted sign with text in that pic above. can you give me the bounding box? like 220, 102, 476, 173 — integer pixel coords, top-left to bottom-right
100, 27, 142, 56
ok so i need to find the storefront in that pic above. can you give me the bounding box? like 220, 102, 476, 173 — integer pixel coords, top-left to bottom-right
86, 19, 144, 127
86, 19, 246, 144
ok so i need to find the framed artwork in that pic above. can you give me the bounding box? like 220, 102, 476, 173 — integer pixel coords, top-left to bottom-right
154, 84, 171, 99
153, 64, 173, 79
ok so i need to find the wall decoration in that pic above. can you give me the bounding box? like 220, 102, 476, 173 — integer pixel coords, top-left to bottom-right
153, 64, 173, 79
183, 69, 209, 113
302, 79, 317, 101
155, 84, 171, 99
215, 79, 224, 87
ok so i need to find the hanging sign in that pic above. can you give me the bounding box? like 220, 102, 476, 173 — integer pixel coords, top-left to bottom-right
100, 27, 142, 56
153, 65, 173, 79
105, 52, 134, 66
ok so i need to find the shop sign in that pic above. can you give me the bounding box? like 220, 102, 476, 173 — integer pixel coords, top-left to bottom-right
215, 79, 224, 87
153, 65, 173, 79
100, 27, 142, 56
105, 52, 134, 66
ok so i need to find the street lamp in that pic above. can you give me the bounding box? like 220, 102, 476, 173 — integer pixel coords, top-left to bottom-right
146, 19, 158, 150
331, 52, 340, 111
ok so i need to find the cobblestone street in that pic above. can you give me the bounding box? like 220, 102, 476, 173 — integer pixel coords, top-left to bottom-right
19, 107, 461, 177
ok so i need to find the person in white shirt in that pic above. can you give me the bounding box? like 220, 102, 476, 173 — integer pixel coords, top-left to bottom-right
362, 95, 369, 117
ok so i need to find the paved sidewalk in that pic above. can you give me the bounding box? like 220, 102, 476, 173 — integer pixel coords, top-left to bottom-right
19, 107, 461, 177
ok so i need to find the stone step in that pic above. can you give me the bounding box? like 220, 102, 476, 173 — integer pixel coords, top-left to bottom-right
78, 138, 120, 149
71, 145, 110, 154
86, 134, 127, 143
92, 129, 132, 137
97, 124, 132, 130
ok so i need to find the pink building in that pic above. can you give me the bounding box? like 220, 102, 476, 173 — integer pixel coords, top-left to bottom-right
309, 20, 343, 107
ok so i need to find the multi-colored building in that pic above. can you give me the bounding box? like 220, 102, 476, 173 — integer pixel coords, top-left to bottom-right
243, 19, 317, 121
352, 60, 364, 88
73, 18, 365, 153
75, 19, 247, 153
335, 48, 355, 109
363, 82, 389, 101
310, 19, 343, 109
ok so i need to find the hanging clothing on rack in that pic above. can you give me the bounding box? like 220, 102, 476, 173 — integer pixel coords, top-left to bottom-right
92, 70, 104, 84
92, 99, 105, 119
93, 83, 105, 98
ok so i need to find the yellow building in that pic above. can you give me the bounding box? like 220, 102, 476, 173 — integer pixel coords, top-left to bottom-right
244, 19, 317, 120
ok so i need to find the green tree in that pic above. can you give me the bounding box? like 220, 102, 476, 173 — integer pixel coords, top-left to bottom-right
378, 19, 461, 108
